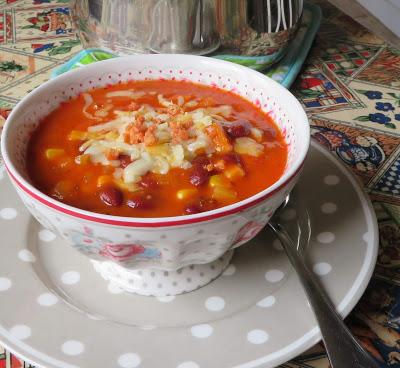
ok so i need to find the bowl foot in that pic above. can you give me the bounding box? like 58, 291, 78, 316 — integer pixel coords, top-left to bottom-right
91, 250, 234, 296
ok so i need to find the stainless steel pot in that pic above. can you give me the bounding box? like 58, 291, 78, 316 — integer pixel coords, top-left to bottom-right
216, 0, 303, 57
71, 0, 303, 60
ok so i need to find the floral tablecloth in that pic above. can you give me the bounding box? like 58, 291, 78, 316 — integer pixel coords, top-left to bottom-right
1, 0, 400, 367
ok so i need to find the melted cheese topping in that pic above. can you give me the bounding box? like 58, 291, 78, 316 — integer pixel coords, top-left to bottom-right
69, 92, 264, 191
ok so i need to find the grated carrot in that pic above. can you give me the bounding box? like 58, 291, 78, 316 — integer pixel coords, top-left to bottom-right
205, 123, 232, 154
144, 125, 157, 146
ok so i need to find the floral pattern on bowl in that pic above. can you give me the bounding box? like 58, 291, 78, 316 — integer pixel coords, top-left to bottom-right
99, 243, 161, 262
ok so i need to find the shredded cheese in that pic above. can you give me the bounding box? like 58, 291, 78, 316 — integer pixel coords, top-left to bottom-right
105, 90, 146, 99
82, 93, 101, 121
74, 92, 263, 185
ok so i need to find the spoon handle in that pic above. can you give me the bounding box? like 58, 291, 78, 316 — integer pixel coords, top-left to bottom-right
268, 221, 379, 368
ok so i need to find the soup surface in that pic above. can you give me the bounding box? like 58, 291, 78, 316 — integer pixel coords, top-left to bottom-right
27, 80, 287, 217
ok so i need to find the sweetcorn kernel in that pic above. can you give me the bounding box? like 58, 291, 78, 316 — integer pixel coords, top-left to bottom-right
209, 174, 231, 188
212, 186, 237, 202
250, 127, 263, 142
146, 144, 170, 156
224, 164, 245, 181
176, 188, 198, 201
53, 180, 74, 200
68, 130, 87, 141
45, 148, 65, 160
234, 137, 264, 157
97, 175, 114, 188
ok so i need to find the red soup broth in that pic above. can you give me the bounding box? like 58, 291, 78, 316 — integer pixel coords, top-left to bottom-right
27, 80, 287, 217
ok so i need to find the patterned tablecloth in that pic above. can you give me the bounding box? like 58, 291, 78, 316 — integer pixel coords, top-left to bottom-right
1, 0, 400, 367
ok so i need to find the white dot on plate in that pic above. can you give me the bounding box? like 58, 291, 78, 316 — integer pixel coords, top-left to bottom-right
363, 232, 370, 242
61, 271, 80, 285
156, 295, 175, 303
324, 175, 340, 185
321, 202, 337, 214
108, 282, 124, 294
247, 329, 269, 344
18, 249, 36, 263
38, 229, 56, 242
272, 239, 283, 251
190, 324, 213, 338
256, 295, 276, 308
0, 208, 17, 220
177, 362, 199, 368
205, 296, 225, 312
0, 277, 12, 291
118, 353, 141, 368
316, 232, 335, 244
61, 340, 85, 356
222, 264, 236, 276
9, 325, 31, 340
279, 208, 296, 221
37, 293, 58, 306
265, 269, 284, 283
313, 262, 332, 276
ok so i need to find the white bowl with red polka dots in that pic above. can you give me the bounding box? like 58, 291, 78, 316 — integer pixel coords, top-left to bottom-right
1, 54, 309, 296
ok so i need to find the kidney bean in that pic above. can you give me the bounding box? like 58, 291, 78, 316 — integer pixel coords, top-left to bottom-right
223, 120, 251, 139
184, 197, 217, 215
184, 204, 202, 215
221, 152, 242, 165
127, 195, 154, 210
119, 154, 132, 168
99, 187, 123, 206
192, 155, 211, 168
189, 165, 209, 186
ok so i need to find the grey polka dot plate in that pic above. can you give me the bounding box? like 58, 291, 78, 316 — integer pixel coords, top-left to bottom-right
0, 142, 378, 368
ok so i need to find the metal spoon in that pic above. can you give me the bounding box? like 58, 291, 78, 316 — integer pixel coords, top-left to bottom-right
268, 198, 379, 368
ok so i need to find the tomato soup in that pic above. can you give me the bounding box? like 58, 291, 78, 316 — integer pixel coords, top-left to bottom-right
27, 80, 287, 217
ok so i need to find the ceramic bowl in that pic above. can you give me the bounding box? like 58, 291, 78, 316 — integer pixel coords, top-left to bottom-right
1, 54, 309, 296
